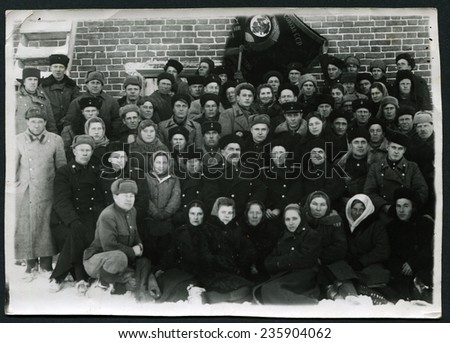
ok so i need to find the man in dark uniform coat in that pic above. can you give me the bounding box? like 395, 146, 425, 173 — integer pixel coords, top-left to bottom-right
41, 54, 80, 133
201, 121, 223, 168
148, 72, 175, 122
364, 131, 429, 214
49, 135, 104, 293
203, 134, 267, 218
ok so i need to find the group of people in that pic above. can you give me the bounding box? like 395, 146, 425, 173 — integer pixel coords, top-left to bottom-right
14, 47, 435, 305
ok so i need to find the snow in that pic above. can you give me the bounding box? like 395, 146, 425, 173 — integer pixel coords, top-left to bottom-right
5, 263, 440, 318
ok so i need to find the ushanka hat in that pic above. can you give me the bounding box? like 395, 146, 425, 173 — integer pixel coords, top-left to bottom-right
218, 134, 243, 149
386, 130, 410, 148
157, 72, 175, 84
282, 101, 304, 114
413, 111, 433, 124
325, 55, 346, 70
49, 54, 69, 67
348, 127, 370, 142
168, 125, 190, 141
164, 59, 183, 74
171, 93, 191, 107
199, 58, 215, 71
344, 55, 361, 67
187, 75, 205, 86
17, 67, 41, 83
85, 70, 105, 84
111, 178, 138, 195
200, 93, 220, 107
25, 106, 48, 121
71, 134, 95, 149
370, 60, 387, 73
278, 83, 299, 97
119, 104, 140, 118
356, 72, 374, 84
123, 75, 141, 89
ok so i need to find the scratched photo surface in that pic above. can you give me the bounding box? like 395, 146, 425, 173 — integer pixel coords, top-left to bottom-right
4, 7, 442, 318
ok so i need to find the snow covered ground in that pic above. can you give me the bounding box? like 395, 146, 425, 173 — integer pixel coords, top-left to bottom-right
5, 263, 440, 319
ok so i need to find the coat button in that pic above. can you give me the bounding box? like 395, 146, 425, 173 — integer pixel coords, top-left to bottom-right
182, 194, 185, 197
231, 194, 235, 198
283, 184, 286, 188
282, 195, 285, 198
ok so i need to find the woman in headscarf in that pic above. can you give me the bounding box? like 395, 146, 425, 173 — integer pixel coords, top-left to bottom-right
343, 194, 391, 304
369, 82, 389, 116
129, 119, 169, 173
239, 201, 282, 281
303, 191, 358, 300
386, 188, 434, 303
201, 197, 256, 303
156, 200, 210, 303
253, 203, 321, 305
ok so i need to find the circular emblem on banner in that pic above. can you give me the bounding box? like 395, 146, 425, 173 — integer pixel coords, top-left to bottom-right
249, 15, 272, 37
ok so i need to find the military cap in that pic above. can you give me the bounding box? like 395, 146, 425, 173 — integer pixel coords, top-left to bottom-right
282, 101, 304, 114
201, 121, 222, 135
352, 98, 371, 112
79, 97, 102, 110
250, 114, 270, 128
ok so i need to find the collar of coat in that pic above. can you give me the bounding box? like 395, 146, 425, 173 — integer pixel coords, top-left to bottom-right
25, 129, 47, 143
18, 85, 47, 100
150, 171, 173, 183
162, 117, 196, 129
41, 74, 77, 88
69, 159, 99, 173
380, 156, 408, 171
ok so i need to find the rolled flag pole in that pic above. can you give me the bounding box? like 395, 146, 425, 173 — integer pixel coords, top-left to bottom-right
235, 44, 245, 83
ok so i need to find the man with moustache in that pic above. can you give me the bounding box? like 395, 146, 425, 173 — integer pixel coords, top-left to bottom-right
41, 54, 80, 133
364, 131, 429, 214
203, 134, 267, 218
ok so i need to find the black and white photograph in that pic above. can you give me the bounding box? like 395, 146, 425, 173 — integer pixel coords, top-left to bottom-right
3, 7, 442, 318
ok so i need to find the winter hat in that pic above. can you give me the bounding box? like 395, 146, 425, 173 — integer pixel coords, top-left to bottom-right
370, 60, 387, 73
298, 73, 318, 90
386, 130, 410, 148
305, 138, 326, 153
168, 125, 189, 141
171, 93, 191, 107
396, 70, 414, 83
200, 93, 221, 107
263, 70, 284, 83
123, 76, 141, 89
396, 53, 415, 69
397, 105, 416, 118
342, 94, 358, 103
235, 82, 256, 96
344, 56, 361, 67
278, 83, 300, 97
368, 118, 386, 132
71, 134, 95, 149
287, 62, 303, 73
203, 74, 221, 86
17, 68, 41, 83
379, 96, 399, 109
187, 75, 205, 86
393, 187, 419, 206
348, 127, 370, 142
413, 111, 433, 125
111, 179, 138, 195
356, 72, 374, 84
214, 66, 228, 76
164, 59, 183, 74
341, 72, 357, 84
219, 134, 243, 150
200, 58, 215, 72
352, 98, 371, 112
157, 72, 175, 84
49, 54, 69, 67
329, 109, 351, 123
249, 114, 270, 127
282, 101, 304, 114
119, 104, 140, 118
85, 70, 105, 84
25, 106, 48, 121
79, 97, 102, 110
222, 80, 237, 92
201, 121, 222, 135
325, 55, 346, 70
315, 94, 334, 107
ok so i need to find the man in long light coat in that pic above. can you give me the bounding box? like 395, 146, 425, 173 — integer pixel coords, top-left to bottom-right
15, 106, 66, 280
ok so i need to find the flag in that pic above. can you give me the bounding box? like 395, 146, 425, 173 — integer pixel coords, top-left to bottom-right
223, 14, 328, 86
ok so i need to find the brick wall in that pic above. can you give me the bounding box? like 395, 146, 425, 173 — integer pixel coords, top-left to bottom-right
12, 13, 431, 98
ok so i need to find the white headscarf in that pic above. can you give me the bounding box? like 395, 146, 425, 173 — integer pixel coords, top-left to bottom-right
345, 194, 375, 233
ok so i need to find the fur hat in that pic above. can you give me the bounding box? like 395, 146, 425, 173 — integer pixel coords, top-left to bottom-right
123, 76, 141, 89
25, 106, 48, 121
111, 179, 138, 195
396, 53, 415, 69
85, 70, 105, 84
164, 59, 183, 74
157, 72, 175, 84
49, 54, 69, 67
71, 134, 95, 149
